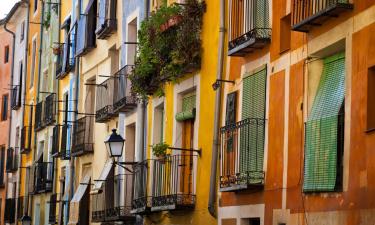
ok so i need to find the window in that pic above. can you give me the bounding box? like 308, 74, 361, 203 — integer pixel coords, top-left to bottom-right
20, 21, 25, 42
30, 39, 37, 88
367, 66, 375, 131
18, 61, 23, 105
34, 0, 38, 12
304, 52, 345, 192
127, 18, 138, 65
1, 95, 9, 121
4, 46, 9, 63
247, 218, 260, 225
280, 14, 291, 54
63, 93, 69, 123
0, 146, 5, 185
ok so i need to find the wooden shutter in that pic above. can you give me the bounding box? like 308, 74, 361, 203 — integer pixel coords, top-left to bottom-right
240, 67, 267, 183
303, 52, 345, 192
225, 92, 237, 125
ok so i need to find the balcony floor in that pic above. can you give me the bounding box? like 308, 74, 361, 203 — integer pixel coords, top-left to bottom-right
228, 28, 271, 57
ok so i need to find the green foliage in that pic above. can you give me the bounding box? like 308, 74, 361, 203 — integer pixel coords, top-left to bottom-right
152, 142, 170, 157
43, 11, 51, 29
129, 0, 205, 98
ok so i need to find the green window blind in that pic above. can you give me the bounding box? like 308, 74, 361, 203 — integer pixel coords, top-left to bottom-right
255, 0, 270, 29
303, 52, 345, 192
175, 94, 196, 122
240, 67, 266, 183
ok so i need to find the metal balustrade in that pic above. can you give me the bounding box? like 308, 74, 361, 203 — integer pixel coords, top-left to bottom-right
20, 126, 31, 154
35, 101, 44, 131
96, 0, 117, 39
96, 78, 117, 122
11, 85, 21, 110
71, 116, 94, 156
32, 162, 54, 194
6, 147, 18, 173
220, 118, 266, 192
131, 160, 151, 214
44, 93, 56, 126
113, 65, 137, 113
292, 0, 353, 32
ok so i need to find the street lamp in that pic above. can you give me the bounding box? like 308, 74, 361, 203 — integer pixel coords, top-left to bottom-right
105, 129, 125, 158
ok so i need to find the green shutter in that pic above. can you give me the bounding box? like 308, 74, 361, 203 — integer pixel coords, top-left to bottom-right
175, 94, 196, 122
303, 52, 345, 192
240, 67, 266, 183
255, 0, 269, 29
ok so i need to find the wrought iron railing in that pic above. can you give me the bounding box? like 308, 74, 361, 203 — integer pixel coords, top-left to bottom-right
4, 198, 16, 223
48, 193, 57, 224
96, 78, 117, 122
32, 162, 54, 194
92, 173, 136, 222
292, 0, 353, 32
56, 38, 75, 79
96, 0, 117, 39
51, 125, 60, 157
150, 154, 197, 211
219, 118, 266, 191
131, 160, 151, 214
6, 147, 18, 172
11, 85, 21, 110
21, 126, 32, 154
113, 65, 137, 113
35, 101, 44, 131
44, 93, 56, 126
71, 116, 94, 156
228, 0, 271, 56
59, 124, 70, 159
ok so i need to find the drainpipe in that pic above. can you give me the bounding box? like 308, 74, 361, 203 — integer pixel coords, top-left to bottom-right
4, 6, 16, 222
208, 0, 225, 218
144, 0, 150, 19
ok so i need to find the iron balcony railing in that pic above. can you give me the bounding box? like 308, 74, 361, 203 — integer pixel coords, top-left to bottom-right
48, 193, 58, 224
4, 198, 16, 223
113, 65, 137, 113
32, 162, 54, 194
71, 116, 94, 156
59, 124, 70, 160
35, 101, 44, 131
96, 0, 117, 39
11, 85, 21, 110
6, 147, 18, 173
56, 40, 75, 79
292, 0, 353, 32
219, 118, 266, 192
96, 78, 117, 122
51, 125, 60, 157
20, 126, 31, 154
131, 160, 152, 214
151, 154, 197, 212
44, 93, 56, 126
228, 0, 271, 56
92, 173, 136, 223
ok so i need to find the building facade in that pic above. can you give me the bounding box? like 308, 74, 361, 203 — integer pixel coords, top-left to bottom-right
218, 0, 375, 225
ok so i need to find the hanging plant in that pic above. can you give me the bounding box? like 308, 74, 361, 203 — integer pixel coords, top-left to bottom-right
152, 142, 170, 158
43, 11, 51, 29
129, 0, 205, 98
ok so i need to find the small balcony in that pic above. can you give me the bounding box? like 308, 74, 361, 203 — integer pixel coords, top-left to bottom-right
228, 0, 271, 56
150, 154, 197, 212
92, 173, 136, 223
75, 0, 97, 58
96, 0, 117, 39
56, 38, 75, 79
35, 101, 45, 131
48, 194, 57, 224
44, 93, 56, 126
96, 78, 117, 123
71, 116, 94, 156
4, 198, 16, 223
131, 160, 151, 214
292, 0, 353, 32
32, 162, 54, 194
113, 65, 137, 113
11, 85, 21, 110
6, 147, 18, 173
20, 126, 31, 154
219, 118, 266, 192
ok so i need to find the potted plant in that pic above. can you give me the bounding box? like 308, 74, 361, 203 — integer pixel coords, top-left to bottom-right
52, 44, 61, 55
152, 142, 170, 162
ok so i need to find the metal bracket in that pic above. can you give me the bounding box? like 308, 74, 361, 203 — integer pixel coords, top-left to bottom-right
84, 83, 107, 89
168, 147, 202, 156
212, 79, 235, 91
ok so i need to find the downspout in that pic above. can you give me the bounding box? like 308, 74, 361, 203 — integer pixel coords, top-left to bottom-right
208, 0, 225, 217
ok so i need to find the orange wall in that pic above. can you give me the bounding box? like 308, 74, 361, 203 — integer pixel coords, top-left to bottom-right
0, 27, 12, 224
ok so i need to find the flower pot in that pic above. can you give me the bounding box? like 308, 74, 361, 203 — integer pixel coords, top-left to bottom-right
52, 47, 60, 55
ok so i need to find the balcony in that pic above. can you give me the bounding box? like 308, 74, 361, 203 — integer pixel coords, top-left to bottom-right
96, 78, 117, 123
48, 194, 57, 224
52, 125, 70, 159
44, 93, 56, 126
219, 118, 266, 192
131, 160, 151, 214
6, 147, 18, 173
92, 173, 136, 223
113, 65, 137, 113
71, 116, 94, 156
35, 101, 44, 131
11, 85, 21, 110
228, 0, 271, 56
150, 154, 197, 212
56, 38, 75, 79
32, 162, 54, 194
4, 198, 16, 223
51, 125, 60, 157
96, 0, 117, 39
20, 126, 31, 154
75, 0, 97, 57
292, 0, 353, 32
